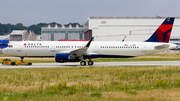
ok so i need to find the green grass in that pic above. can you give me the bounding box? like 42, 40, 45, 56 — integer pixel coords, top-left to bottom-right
0, 66, 180, 100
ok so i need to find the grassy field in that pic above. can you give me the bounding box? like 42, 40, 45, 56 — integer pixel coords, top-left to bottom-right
0, 66, 180, 100
1, 53, 180, 63
1, 53, 180, 100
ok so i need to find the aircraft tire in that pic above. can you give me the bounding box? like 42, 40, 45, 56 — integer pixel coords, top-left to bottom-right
88, 61, 94, 66
28, 63, 32, 65
80, 61, 86, 66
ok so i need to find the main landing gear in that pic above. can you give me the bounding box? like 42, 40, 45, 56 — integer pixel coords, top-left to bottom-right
80, 60, 94, 66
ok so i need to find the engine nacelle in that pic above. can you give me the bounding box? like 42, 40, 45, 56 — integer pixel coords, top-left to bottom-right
0, 40, 9, 48
55, 53, 80, 63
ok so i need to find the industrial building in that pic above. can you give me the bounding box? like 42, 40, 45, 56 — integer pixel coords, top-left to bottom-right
41, 24, 84, 41
41, 17, 180, 46
40, 16, 180, 49
83, 17, 180, 42
0, 30, 41, 41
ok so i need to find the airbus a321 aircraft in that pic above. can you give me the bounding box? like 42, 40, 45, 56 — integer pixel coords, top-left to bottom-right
2, 17, 177, 66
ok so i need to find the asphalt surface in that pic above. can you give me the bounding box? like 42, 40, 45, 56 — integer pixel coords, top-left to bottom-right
1, 61, 180, 68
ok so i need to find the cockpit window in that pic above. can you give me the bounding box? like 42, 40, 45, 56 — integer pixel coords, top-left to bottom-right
8, 45, 13, 48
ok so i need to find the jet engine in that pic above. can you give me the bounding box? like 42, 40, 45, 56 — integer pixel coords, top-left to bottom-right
0, 40, 9, 48
55, 53, 80, 63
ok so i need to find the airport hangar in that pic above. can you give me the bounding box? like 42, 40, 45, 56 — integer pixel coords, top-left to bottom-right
41, 17, 180, 47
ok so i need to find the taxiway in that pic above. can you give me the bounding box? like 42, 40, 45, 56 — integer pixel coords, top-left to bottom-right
0, 61, 180, 68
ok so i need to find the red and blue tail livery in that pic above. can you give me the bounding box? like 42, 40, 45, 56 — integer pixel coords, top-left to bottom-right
145, 17, 175, 43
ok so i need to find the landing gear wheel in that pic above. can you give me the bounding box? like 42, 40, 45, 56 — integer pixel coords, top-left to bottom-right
11, 62, 16, 66
80, 61, 86, 66
28, 63, 32, 65
88, 61, 94, 66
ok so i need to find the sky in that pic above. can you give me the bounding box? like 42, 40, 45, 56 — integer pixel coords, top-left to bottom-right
0, 0, 180, 26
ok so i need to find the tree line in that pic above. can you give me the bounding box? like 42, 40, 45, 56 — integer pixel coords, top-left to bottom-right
0, 22, 82, 35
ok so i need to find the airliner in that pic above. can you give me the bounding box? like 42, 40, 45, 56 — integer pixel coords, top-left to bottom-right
2, 17, 177, 66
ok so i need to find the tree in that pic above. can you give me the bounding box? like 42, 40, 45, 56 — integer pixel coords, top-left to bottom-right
0, 22, 82, 35
14, 23, 27, 30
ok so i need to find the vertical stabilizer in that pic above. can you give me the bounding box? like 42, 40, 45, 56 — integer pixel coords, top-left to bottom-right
145, 17, 175, 43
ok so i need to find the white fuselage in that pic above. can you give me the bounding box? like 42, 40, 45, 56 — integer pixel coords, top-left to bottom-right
2, 41, 176, 58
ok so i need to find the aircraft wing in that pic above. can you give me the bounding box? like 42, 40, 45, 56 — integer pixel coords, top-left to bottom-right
69, 37, 94, 57
155, 44, 170, 49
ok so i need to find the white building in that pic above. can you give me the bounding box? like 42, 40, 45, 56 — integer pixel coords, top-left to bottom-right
41, 24, 84, 41
0, 35, 9, 40
83, 17, 180, 42
0, 30, 41, 41
9, 30, 25, 41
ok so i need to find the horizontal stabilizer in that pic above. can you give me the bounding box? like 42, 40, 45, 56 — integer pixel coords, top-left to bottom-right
155, 44, 169, 49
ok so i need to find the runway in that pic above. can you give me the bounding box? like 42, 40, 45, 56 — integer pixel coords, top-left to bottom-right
1, 61, 180, 68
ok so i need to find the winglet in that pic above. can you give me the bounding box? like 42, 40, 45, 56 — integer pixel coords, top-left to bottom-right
69, 37, 94, 57
85, 37, 94, 47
